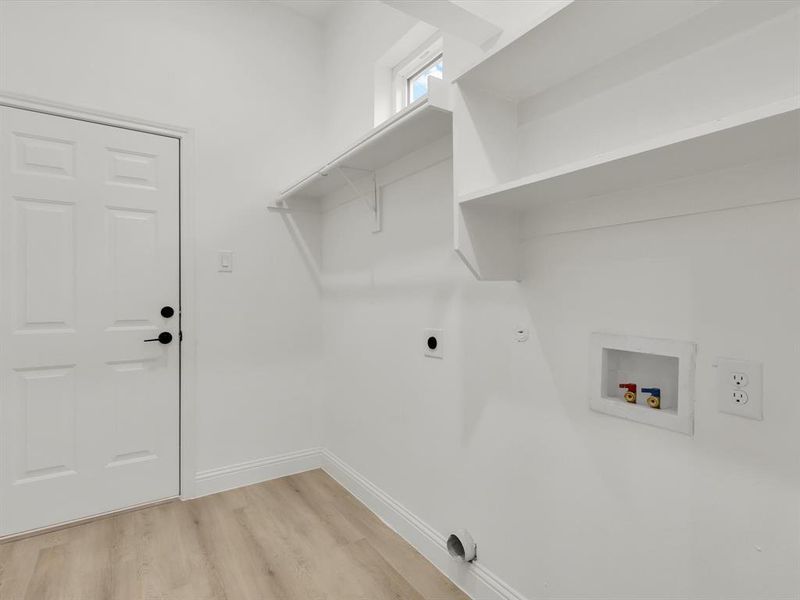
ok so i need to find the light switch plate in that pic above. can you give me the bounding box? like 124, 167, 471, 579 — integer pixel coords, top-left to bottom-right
218, 251, 233, 273
716, 358, 763, 420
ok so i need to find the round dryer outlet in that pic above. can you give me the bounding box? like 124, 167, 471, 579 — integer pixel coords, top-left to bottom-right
423, 329, 444, 358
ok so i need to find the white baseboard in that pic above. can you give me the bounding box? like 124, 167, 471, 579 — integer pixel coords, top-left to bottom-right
194, 447, 322, 498
193, 447, 527, 600
320, 449, 527, 600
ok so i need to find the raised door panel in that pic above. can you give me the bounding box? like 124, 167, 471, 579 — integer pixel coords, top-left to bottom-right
14, 198, 76, 333
107, 208, 158, 328
12, 365, 77, 485
14, 132, 76, 179
106, 147, 158, 190
106, 359, 160, 468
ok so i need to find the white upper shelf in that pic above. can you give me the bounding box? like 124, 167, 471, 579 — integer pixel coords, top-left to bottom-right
278, 96, 452, 203
455, 1, 752, 101
458, 98, 800, 210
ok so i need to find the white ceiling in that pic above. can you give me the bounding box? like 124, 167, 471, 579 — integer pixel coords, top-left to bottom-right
271, 0, 339, 22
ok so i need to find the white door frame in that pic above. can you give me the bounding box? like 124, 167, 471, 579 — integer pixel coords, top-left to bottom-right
0, 90, 199, 500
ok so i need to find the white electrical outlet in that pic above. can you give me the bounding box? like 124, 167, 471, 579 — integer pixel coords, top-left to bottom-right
423, 329, 443, 359
731, 373, 748, 387
732, 390, 748, 405
717, 358, 762, 420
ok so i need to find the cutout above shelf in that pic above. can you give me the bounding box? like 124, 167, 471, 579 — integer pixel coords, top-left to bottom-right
458, 99, 800, 210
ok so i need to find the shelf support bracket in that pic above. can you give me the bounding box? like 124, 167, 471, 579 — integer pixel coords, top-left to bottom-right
335, 166, 382, 234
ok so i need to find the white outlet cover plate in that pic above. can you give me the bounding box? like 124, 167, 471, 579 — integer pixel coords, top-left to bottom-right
424, 329, 443, 358
716, 358, 763, 420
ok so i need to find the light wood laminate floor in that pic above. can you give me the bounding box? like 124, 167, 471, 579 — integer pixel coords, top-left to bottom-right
0, 469, 469, 600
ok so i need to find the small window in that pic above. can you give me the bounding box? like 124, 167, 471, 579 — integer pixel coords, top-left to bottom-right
407, 54, 443, 105
393, 37, 443, 112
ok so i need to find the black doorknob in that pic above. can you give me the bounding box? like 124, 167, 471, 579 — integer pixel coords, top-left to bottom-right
161, 306, 175, 318
144, 332, 173, 344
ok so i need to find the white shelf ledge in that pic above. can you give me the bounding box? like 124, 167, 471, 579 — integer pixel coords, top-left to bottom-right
453, 1, 789, 101
277, 97, 452, 204
458, 98, 800, 210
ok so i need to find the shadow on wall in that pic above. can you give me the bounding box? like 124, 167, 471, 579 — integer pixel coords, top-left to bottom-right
270, 196, 324, 293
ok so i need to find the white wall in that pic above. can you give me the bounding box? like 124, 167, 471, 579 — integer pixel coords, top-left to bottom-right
321, 0, 416, 155
0, 1, 326, 478
321, 150, 800, 600
515, 191, 800, 598
319, 3, 800, 599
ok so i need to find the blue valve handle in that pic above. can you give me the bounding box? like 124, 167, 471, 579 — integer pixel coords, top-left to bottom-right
642, 387, 661, 397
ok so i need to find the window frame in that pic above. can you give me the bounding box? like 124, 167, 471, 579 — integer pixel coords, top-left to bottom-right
392, 36, 444, 113
405, 52, 444, 107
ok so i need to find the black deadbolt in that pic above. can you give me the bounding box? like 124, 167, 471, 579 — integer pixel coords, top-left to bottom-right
161, 306, 175, 318
144, 332, 173, 345
427, 336, 438, 350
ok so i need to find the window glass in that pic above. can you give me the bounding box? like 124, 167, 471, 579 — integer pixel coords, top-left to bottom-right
407, 55, 443, 104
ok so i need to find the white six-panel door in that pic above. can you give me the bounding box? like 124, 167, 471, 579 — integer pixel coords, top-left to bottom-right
0, 107, 180, 537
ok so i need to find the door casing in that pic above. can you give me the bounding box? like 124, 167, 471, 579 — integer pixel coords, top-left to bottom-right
0, 90, 199, 503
